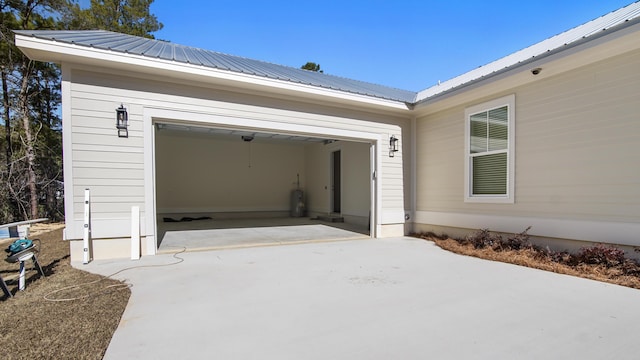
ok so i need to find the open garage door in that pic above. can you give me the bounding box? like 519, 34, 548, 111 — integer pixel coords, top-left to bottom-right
152, 122, 374, 252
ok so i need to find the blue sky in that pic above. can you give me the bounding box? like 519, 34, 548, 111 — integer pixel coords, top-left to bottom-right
82, 1, 634, 92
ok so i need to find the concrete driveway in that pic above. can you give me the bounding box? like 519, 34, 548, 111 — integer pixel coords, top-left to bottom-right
77, 237, 640, 359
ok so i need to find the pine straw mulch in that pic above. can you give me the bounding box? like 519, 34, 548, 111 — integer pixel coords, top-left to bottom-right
0, 228, 131, 360
414, 232, 640, 290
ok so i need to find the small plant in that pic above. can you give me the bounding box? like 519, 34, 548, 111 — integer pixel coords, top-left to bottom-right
576, 244, 626, 268
466, 228, 502, 249
465, 227, 534, 251
496, 226, 533, 251
543, 248, 574, 265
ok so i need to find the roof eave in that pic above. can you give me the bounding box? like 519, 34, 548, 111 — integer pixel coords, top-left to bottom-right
15, 34, 413, 113
414, 15, 640, 107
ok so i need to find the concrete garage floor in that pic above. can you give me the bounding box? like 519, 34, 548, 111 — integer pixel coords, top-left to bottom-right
157, 217, 369, 252
79, 237, 640, 360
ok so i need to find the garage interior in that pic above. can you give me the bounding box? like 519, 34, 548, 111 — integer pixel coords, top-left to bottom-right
154, 122, 372, 252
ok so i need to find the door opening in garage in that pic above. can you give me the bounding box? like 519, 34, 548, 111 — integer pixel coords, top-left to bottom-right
153, 122, 373, 252
331, 150, 341, 214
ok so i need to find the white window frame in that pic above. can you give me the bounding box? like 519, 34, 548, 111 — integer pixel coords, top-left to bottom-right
464, 94, 515, 203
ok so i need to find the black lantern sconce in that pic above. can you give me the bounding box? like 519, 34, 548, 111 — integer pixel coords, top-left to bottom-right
389, 135, 399, 157
116, 104, 128, 138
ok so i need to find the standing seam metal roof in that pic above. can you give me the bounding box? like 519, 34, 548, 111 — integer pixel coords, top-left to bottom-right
13, 29, 417, 103
13, 1, 640, 105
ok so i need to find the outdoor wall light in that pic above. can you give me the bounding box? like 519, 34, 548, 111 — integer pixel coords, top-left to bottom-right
116, 104, 128, 138
531, 67, 542, 75
389, 135, 399, 157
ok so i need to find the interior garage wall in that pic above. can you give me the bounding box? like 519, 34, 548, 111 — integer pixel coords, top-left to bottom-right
156, 130, 306, 215
304, 141, 371, 224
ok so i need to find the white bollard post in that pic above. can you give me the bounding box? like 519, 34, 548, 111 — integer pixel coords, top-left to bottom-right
131, 206, 140, 260
83, 188, 91, 264
18, 260, 26, 290
17, 224, 29, 239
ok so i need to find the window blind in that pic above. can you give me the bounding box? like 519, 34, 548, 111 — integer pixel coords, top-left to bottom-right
469, 105, 509, 195
472, 152, 507, 194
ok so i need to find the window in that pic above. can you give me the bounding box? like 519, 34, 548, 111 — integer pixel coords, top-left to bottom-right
464, 95, 515, 203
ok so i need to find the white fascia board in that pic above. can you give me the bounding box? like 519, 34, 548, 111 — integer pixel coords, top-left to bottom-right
15, 35, 411, 112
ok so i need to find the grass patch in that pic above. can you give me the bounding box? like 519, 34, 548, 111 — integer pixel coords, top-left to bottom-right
0, 228, 130, 360
414, 229, 640, 290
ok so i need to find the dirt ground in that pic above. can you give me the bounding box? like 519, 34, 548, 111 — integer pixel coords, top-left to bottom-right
0, 227, 130, 360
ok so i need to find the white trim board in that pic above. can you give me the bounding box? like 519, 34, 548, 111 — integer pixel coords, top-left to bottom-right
61, 64, 76, 239
148, 108, 382, 142
143, 110, 157, 255
463, 94, 515, 204
415, 211, 640, 247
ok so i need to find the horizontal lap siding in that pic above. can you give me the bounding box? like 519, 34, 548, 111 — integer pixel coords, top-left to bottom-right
70, 84, 145, 220
69, 67, 410, 227
514, 49, 640, 222
416, 49, 640, 223
71, 74, 403, 135
416, 107, 464, 211
380, 153, 406, 209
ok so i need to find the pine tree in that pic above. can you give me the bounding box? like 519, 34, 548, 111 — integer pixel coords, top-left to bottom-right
0, 0, 162, 222
63, 0, 163, 38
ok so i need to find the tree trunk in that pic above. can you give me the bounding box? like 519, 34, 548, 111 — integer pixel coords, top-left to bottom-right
18, 59, 38, 219
1, 71, 10, 168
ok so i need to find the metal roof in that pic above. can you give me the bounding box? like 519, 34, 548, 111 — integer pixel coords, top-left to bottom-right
13, 29, 417, 104
415, 1, 640, 102
13, 2, 640, 105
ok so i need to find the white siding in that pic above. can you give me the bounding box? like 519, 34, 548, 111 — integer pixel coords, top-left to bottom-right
415, 49, 640, 245
65, 66, 411, 241
415, 107, 464, 212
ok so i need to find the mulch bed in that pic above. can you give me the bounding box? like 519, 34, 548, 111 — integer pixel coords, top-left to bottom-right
0, 228, 130, 360
414, 232, 640, 290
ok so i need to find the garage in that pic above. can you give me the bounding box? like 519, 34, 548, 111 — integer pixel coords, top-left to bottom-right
152, 121, 375, 252
16, 30, 411, 261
